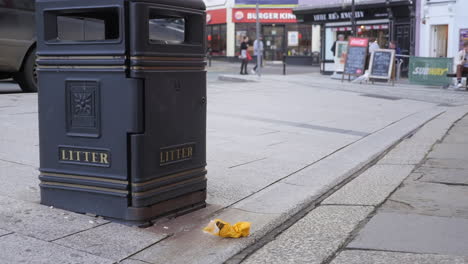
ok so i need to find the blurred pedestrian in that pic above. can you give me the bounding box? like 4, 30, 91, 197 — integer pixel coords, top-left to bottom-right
369, 37, 380, 54
455, 41, 468, 89
388, 41, 401, 54
331, 34, 345, 57
239, 36, 249, 75
252, 36, 264, 74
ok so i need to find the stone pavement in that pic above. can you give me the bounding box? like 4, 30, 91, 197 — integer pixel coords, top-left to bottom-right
1, 66, 468, 263
242, 109, 468, 264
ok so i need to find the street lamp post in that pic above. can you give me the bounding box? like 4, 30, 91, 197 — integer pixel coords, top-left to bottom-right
256, 0, 261, 76
351, 0, 357, 37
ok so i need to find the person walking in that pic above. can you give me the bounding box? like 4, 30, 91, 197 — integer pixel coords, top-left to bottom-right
455, 41, 468, 89
239, 36, 249, 75
252, 36, 264, 74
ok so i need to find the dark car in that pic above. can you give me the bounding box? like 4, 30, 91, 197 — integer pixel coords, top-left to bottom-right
0, 0, 37, 92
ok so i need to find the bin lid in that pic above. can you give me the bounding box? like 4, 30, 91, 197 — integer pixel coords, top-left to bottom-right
131, 0, 205, 10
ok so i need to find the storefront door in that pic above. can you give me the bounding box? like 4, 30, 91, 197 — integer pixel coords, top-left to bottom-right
263, 25, 285, 61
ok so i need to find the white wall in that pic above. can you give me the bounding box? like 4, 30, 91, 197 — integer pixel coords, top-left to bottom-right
419, 0, 468, 58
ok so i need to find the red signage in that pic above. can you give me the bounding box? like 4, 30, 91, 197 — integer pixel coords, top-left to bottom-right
232, 8, 297, 23
207, 9, 227, 25
349, 37, 369, 47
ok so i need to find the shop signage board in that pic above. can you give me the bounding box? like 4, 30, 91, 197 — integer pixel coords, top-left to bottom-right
409, 57, 453, 86
232, 8, 297, 23
343, 37, 369, 77
206, 9, 227, 25
369, 49, 395, 80
302, 9, 388, 23
460, 29, 468, 50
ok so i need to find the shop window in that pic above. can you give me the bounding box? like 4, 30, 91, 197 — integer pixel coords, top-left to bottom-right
286, 24, 312, 56
207, 24, 227, 56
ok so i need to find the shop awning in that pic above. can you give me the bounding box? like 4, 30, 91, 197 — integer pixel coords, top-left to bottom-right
294, 0, 411, 15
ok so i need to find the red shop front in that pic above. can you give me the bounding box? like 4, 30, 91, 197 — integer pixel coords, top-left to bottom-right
232, 8, 311, 61
206, 9, 227, 56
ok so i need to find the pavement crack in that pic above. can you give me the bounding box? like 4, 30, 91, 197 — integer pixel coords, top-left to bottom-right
119, 234, 173, 262
387, 199, 415, 209
0, 232, 14, 239
0, 158, 36, 168
229, 157, 268, 169
425, 181, 468, 187
49, 222, 110, 242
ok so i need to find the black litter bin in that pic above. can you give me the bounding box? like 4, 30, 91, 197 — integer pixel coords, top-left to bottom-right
36, 0, 207, 225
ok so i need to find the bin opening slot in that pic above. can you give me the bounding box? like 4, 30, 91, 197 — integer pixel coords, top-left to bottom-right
149, 15, 185, 44
148, 8, 203, 45
45, 8, 120, 42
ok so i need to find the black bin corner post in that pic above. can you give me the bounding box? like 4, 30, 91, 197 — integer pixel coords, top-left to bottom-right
36, 0, 207, 226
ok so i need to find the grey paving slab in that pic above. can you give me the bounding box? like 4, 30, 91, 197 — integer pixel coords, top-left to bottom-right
232, 182, 322, 215
55, 223, 168, 261
0, 233, 114, 264
323, 165, 415, 206
424, 158, 468, 169
285, 106, 444, 188
382, 181, 468, 219
378, 142, 433, 165
416, 166, 468, 185
0, 196, 108, 241
0, 163, 40, 203
0, 160, 12, 168
349, 212, 468, 256
444, 129, 468, 144
132, 209, 280, 264
331, 250, 468, 264
243, 206, 373, 264
428, 143, 468, 160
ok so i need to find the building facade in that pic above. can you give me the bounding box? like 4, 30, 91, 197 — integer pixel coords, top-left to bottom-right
204, 0, 314, 61
294, 0, 416, 73
416, 0, 468, 60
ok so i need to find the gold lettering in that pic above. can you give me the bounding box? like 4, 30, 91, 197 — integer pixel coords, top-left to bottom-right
181, 148, 187, 159
160, 152, 166, 163
176, 149, 181, 159
170, 150, 175, 161
61, 149, 69, 161
187, 147, 193, 157
92, 152, 98, 163
84, 152, 90, 162
100, 153, 109, 164
69, 150, 74, 161
75, 151, 81, 162
165, 152, 169, 162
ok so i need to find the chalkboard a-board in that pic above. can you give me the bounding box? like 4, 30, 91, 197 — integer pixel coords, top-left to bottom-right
369, 49, 395, 80
343, 38, 369, 76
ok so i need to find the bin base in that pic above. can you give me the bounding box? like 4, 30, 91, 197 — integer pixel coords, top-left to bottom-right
40, 185, 206, 226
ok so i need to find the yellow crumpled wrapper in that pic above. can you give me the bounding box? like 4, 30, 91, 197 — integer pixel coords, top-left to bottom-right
203, 219, 251, 238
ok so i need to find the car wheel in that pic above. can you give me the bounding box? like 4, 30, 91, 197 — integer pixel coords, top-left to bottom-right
15, 47, 38, 93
